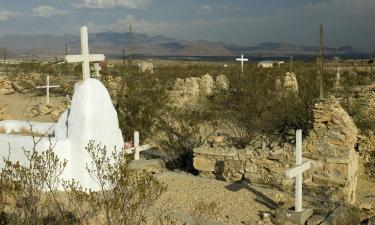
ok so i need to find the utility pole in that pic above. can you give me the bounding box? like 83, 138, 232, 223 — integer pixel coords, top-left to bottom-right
128, 24, 133, 76
319, 24, 324, 100
122, 48, 126, 65
290, 55, 294, 73
65, 43, 69, 55
26, 50, 30, 62
3, 49, 7, 62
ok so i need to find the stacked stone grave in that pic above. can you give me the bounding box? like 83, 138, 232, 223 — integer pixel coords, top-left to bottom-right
193, 96, 359, 204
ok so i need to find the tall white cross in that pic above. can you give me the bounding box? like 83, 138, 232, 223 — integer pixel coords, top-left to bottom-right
236, 54, 248, 74
36, 75, 60, 105
93, 63, 102, 78
65, 26, 105, 80
285, 129, 311, 213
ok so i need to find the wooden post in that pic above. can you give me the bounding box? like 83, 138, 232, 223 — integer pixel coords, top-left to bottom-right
128, 24, 132, 76
319, 24, 324, 100
290, 55, 294, 73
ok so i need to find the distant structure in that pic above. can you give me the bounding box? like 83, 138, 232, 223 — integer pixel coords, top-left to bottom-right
258, 60, 284, 68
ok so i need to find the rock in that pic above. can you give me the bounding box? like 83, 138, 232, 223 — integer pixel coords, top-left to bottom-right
215, 75, 229, 90
139, 61, 154, 73
128, 158, 165, 174
283, 72, 298, 94
304, 96, 359, 204
307, 214, 326, 225
11, 80, 34, 93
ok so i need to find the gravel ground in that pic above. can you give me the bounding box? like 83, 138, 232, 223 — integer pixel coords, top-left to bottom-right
144, 172, 287, 225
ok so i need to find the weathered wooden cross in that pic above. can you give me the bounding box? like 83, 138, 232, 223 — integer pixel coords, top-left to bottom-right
285, 129, 311, 213
93, 63, 101, 78
236, 54, 248, 74
36, 75, 60, 105
65, 26, 105, 80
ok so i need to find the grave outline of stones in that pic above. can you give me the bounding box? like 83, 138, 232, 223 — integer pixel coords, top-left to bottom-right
93, 62, 101, 78
36, 75, 60, 105
236, 54, 248, 74
65, 26, 105, 80
284, 129, 313, 224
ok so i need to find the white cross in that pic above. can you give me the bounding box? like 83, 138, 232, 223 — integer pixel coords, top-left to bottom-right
36, 75, 60, 105
93, 63, 101, 78
129, 131, 150, 160
236, 54, 248, 74
65, 26, 105, 80
285, 129, 311, 213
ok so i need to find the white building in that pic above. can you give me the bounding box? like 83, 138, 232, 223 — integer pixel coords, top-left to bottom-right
258, 60, 285, 68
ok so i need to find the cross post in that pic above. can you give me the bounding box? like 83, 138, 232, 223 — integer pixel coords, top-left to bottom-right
93, 63, 102, 78
36, 75, 60, 105
284, 129, 313, 224
65, 26, 105, 80
236, 54, 248, 74
133, 131, 150, 160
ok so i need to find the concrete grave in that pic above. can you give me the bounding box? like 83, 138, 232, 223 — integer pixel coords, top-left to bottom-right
0, 26, 124, 190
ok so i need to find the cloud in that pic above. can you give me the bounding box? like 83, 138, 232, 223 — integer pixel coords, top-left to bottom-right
32, 6, 70, 18
0, 8, 20, 21
87, 14, 171, 34
75, 0, 152, 9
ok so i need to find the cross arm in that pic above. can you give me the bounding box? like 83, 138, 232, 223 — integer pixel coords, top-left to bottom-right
65, 54, 105, 63
286, 161, 311, 178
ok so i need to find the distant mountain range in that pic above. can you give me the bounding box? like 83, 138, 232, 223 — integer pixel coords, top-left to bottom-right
0, 32, 372, 60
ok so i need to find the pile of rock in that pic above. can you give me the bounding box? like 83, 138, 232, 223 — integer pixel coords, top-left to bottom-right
193, 96, 359, 204
303, 96, 359, 204
168, 74, 228, 109
0, 76, 15, 95
24, 104, 66, 121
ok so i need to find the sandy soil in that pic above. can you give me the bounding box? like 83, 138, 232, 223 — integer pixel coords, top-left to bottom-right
0, 93, 67, 122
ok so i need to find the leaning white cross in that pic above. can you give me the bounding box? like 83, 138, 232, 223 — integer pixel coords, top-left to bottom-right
65, 26, 105, 80
286, 129, 311, 213
127, 131, 150, 160
236, 54, 248, 74
93, 63, 101, 78
36, 75, 60, 105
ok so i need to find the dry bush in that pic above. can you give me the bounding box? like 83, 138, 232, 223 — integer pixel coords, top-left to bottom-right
329, 204, 362, 225
1, 136, 71, 225
156, 108, 215, 173
191, 200, 218, 225
64, 141, 167, 225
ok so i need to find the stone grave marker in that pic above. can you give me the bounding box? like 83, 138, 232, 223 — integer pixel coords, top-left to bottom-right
36, 75, 60, 105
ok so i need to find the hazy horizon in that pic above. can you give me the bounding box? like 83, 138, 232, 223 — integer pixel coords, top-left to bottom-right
0, 0, 374, 51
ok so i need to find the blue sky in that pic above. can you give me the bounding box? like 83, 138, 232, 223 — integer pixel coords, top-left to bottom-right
0, 0, 374, 50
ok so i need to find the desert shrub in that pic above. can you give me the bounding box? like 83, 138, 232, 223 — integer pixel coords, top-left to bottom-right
329, 204, 362, 225
1, 137, 70, 225
116, 71, 166, 142
64, 141, 166, 225
156, 108, 215, 172
342, 98, 375, 131
191, 200, 218, 225
212, 64, 317, 144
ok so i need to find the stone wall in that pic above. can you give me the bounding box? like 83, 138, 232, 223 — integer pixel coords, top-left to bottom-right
193, 96, 359, 204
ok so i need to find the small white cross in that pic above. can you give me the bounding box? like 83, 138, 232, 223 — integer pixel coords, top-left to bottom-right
36, 75, 60, 105
285, 129, 311, 213
236, 54, 248, 74
132, 131, 150, 160
93, 63, 101, 78
65, 26, 105, 80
